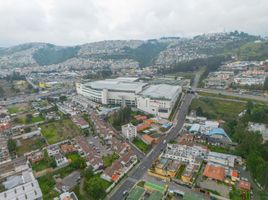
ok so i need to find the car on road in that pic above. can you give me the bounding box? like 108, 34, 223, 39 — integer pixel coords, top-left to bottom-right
123, 190, 128, 196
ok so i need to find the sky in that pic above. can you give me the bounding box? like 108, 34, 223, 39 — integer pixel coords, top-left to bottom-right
0, 0, 268, 46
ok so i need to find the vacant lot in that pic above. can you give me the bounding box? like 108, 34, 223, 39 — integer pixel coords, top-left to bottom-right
7, 103, 30, 114
41, 119, 81, 144
199, 179, 229, 198
190, 97, 246, 121
16, 136, 46, 156
133, 138, 151, 153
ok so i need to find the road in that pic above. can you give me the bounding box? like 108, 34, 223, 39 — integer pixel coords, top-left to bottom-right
196, 88, 268, 102
109, 93, 194, 200
0, 88, 74, 106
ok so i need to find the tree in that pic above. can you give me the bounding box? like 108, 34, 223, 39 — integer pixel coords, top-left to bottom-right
0, 86, 4, 98
70, 157, 86, 170
84, 177, 106, 200
264, 77, 268, 91
83, 168, 94, 180
196, 106, 203, 116
246, 101, 253, 115
26, 114, 33, 123
7, 139, 17, 155
59, 96, 67, 102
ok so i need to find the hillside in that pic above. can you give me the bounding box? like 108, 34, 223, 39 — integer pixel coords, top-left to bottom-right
0, 31, 265, 70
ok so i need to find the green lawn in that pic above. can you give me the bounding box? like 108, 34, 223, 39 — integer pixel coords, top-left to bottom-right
8, 106, 20, 114
31, 116, 44, 123
190, 97, 246, 121
102, 152, 119, 167
14, 115, 44, 125
32, 159, 51, 172
176, 164, 186, 179
38, 165, 79, 200
133, 138, 150, 153
41, 119, 82, 144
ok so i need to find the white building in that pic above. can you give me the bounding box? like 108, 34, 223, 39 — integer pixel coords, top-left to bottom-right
205, 152, 240, 168
0, 170, 42, 200
121, 123, 137, 140
76, 77, 147, 107
77, 78, 182, 118
137, 84, 182, 118
59, 192, 78, 200
162, 144, 208, 165
55, 153, 69, 167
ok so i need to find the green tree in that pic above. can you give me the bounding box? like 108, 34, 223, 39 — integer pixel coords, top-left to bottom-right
0, 86, 4, 98
196, 106, 203, 116
7, 139, 17, 155
246, 101, 253, 115
83, 168, 94, 180
264, 77, 268, 91
84, 177, 106, 200
26, 114, 33, 123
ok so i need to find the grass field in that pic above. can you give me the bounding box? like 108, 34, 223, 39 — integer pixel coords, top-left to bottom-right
190, 97, 246, 121
32, 159, 51, 172
133, 138, 151, 153
16, 137, 46, 156
7, 106, 20, 114
41, 119, 81, 144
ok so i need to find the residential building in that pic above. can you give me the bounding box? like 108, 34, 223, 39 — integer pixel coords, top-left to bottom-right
0, 170, 42, 200
55, 153, 69, 167
203, 164, 225, 181
59, 192, 79, 200
238, 180, 251, 191
71, 115, 89, 129
121, 123, 137, 140
162, 144, 207, 165
206, 152, 240, 168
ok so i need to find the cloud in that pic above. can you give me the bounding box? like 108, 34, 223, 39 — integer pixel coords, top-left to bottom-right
0, 0, 267, 46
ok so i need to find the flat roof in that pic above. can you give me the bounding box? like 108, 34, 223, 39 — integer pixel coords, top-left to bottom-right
139, 84, 180, 100
84, 78, 147, 92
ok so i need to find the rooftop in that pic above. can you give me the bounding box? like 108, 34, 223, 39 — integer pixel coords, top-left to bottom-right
139, 84, 180, 100
84, 78, 147, 92
203, 164, 225, 181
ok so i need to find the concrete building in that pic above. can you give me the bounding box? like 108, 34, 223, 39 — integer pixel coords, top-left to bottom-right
59, 192, 79, 200
206, 152, 239, 168
77, 78, 182, 118
162, 144, 207, 165
0, 170, 42, 200
137, 84, 181, 118
121, 123, 137, 140
76, 77, 147, 107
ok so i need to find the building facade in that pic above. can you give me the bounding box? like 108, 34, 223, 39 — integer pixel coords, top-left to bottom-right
121, 123, 137, 140
77, 78, 182, 118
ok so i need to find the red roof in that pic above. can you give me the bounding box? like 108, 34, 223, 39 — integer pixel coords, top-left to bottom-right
232, 170, 238, 178
203, 164, 225, 181
238, 180, 251, 191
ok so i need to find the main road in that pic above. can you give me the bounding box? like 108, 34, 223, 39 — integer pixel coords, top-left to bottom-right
109, 93, 194, 200
196, 88, 268, 102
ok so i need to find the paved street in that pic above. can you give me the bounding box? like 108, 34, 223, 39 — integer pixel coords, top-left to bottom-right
196, 88, 268, 102
109, 93, 194, 200
0, 88, 74, 106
